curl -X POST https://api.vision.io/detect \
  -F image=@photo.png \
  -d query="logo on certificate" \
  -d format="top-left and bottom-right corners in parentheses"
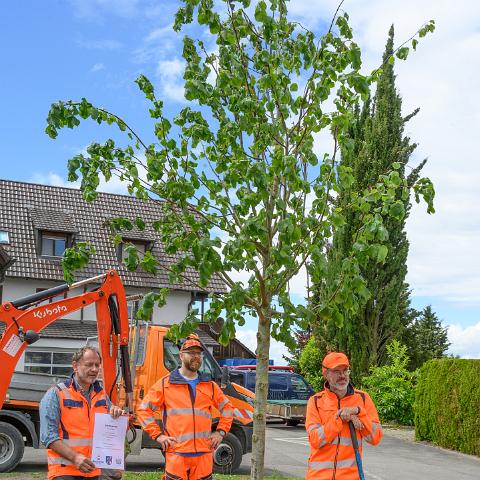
top-left (106, 456), bottom-right (113, 465)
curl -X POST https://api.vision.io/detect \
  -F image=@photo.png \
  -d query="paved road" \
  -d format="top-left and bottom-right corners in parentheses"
top-left (14, 423), bottom-right (480, 479)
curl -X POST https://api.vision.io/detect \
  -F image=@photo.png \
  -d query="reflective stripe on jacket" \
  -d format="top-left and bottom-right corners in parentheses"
top-left (46, 378), bottom-right (108, 479)
top-left (136, 369), bottom-right (234, 453)
top-left (305, 384), bottom-right (382, 480)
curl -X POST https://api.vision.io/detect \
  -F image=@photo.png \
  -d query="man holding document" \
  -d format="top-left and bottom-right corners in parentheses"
top-left (137, 334), bottom-right (234, 480)
top-left (40, 346), bottom-right (127, 479)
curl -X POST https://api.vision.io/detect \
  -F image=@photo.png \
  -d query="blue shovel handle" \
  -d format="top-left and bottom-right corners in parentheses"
top-left (349, 421), bottom-right (365, 480)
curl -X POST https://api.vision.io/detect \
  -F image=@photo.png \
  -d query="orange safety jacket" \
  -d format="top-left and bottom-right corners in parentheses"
top-left (305, 383), bottom-right (382, 480)
top-left (47, 378), bottom-right (109, 479)
top-left (136, 369), bottom-right (234, 454)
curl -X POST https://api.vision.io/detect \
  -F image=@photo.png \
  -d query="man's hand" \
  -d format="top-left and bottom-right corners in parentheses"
top-left (109, 405), bottom-right (125, 419)
top-left (156, 434), bottom-right (178, 450)
top-left (209, 431), bottom-right (224, 450)
top-left (350, 414), bottom-right (364, 431)
top-left (336, 406), bottom-right (360, 422)
top-left (73, 453), bottom-right (96, 473)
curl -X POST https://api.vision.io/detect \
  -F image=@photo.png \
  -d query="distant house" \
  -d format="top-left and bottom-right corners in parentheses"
top-left (198, 318), bottom-right (256, 362)
top-left (0, 179), bottom-right (232, 374)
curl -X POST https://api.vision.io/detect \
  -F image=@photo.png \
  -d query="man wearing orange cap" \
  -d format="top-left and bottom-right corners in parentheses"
top-left (305, 352), bottom-right (382, 479)
top-left (136, 334), bottom-right (234, 480)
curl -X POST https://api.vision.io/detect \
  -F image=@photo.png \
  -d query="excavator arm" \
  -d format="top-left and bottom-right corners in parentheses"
top-left (0, 270), bottom-right (132, 410)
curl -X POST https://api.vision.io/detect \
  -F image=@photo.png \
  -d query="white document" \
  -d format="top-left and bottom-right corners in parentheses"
top-left (91, 413), bottom-right (128, 470)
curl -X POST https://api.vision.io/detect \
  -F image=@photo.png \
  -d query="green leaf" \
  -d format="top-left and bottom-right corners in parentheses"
top-left (389, 201), bottom-right (405, 221)
top-left (377, 244), bottom-right (388, 263)
top-left (396, 47), bottom-right (410, 61)
top-left (61, 242), bottom-right (96, 285)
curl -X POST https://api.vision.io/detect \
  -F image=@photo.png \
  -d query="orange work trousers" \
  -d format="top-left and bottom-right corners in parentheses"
top-left (164, 452), bottom-right (213, 480)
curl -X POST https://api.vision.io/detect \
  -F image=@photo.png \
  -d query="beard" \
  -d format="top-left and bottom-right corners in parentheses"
top-left (185, 358), bottom-right (202, 373)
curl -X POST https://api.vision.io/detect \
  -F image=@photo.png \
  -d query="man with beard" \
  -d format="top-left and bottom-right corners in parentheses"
top-left (305, 352), bottom-right (382, 480)
top-left (40, 346), bottom-right (125, 480)
top-left (136, 334), bottom-right (234, 480)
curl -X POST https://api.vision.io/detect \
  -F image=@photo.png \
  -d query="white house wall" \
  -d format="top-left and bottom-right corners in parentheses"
top-left (153, 290), bottom-right (191, 325)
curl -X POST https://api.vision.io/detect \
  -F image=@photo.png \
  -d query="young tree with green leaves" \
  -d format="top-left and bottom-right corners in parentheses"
top-left (361, 340), bottom-right (418, 425)
top-left (310, 26), bottom-right (432, 380)
top-left (46, 2), bottom-right (434, 477)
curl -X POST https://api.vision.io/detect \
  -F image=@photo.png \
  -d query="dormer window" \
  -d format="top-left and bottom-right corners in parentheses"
top-left (40, 232), bottom-right (69, 257)
top-left (118, 239), bottom-right (152, 262)
top-left (0, 231), bottom-right (9, 244)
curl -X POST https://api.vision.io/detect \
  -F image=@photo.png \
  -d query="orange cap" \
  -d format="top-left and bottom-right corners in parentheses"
top-left (180, 334), bottom-right (204, 352)
top-left (322, 352), bottom-right (350, 373)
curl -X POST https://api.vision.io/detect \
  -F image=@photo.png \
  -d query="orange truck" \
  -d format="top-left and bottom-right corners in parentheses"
top-left (0, 270), bottom-right (253, 473)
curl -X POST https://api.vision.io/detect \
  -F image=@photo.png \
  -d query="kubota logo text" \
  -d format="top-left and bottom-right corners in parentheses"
top-left (33, 305), bottom-right (68, 319)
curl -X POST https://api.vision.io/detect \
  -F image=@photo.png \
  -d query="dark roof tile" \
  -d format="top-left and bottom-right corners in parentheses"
top-left (0, 179), bottom-right (226, 293)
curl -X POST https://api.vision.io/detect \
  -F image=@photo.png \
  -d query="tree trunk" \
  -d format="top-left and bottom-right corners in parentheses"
top-left (250, 312), bottom-right (271, 480)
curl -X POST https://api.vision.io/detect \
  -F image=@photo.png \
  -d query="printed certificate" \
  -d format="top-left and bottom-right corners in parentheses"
top-left (91, 413), bottom-right (128, 470)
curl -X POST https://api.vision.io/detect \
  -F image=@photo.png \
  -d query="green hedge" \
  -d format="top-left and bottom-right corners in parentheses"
top-left (415, 358), bottom-right (480, 456)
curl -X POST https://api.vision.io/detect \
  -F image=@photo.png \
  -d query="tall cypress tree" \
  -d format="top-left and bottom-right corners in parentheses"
top-left (311, 26), bottom-right (425, 379)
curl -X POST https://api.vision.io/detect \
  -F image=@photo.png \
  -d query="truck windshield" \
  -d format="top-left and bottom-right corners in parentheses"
top-left (290, 374), bottom-right (311, 394)
top-left (163, 339), bottom-right (221, 380)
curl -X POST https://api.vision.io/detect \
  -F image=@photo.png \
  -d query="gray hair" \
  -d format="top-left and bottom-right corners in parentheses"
top-left (72, 346), bottom-right (102, 363)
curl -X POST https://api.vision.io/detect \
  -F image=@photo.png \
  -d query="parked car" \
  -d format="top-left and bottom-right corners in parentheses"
top-left (228, 366), bottom-right (315, 426)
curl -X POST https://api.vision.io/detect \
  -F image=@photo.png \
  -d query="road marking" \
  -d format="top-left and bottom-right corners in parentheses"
top-left (273, 437), bottom-right (310, 446)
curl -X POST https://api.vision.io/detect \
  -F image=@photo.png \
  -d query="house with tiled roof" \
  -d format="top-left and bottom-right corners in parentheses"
top-left (0, 179), bottom-right (226, 375)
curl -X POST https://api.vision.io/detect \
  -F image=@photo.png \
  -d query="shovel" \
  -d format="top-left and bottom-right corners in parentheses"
top-left (349, 421), bottom-right (365, 480)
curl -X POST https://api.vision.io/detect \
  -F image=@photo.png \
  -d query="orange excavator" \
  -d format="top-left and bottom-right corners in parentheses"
top-left (0, 270), bottom-right (254, 473)
top-left (0, 270), bottom-right (132, 411)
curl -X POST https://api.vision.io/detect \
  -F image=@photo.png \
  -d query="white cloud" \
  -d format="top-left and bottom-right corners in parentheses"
top-left (156, 58), bottom-right (186, 103)
top-left (447, 322), bottom-right (480, 359)
top-left (29, 171), bottom-right (129, 196)
top-left (90, 63), bottom-right (105, 72)
top-left (235, 329), bottom-right (289, 366)
top-left (145, 25), bottom-right (174, 43)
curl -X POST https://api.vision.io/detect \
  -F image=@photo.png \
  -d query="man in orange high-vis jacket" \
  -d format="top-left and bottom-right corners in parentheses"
top-left (136, 334), bottom-right (234, 480)
top-left (39, 346), bottom-right (126, 480)
top-left (305, 352), bottom-right (382, 480)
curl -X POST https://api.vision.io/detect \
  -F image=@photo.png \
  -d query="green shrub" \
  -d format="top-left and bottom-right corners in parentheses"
top-left (415, 358), bottom-right (480, 456)
top-left (299, 336), bottom-right (324, 391)
top-left (361, 341), bottom-right (417, 425)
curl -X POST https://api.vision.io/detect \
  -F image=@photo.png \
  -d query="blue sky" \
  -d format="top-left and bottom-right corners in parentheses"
top-left (2, 0), bottom-right (479, 363)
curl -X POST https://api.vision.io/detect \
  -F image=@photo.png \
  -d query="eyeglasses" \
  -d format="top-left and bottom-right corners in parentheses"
top-left (328, 368), bottom-right (351, 376)
top-left (183, 351), bottom-right (204, 358)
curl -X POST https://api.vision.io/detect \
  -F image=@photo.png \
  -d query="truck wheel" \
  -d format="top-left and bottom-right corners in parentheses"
top-left (213, 433), bottom-right (242, 474)
top-left (285, 419), bottom-right (300, 427)
top-left (0, 422), bottom-right (24, 473)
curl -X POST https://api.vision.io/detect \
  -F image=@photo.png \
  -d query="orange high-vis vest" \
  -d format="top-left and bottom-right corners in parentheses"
top-left (46, 378), bottom-right (109, 479)
top-left (305, 384), bottom-right (382, 480)
top-left (136, 370), bottom-right (234, 454)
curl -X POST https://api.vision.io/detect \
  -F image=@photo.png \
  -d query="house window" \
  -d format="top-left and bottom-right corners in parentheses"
top-left (0, 231), bottom-right (9, 244)
top-left (41, 233), bottom-right (68, 257)
top-left (24, 350), bottom-right (73, 376)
